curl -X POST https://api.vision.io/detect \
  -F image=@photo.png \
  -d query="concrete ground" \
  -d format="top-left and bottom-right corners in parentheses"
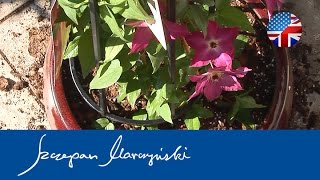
top-left (287, 0), bottom-right (320, 129)
top-left (0, 0), bottom-right (50, 130)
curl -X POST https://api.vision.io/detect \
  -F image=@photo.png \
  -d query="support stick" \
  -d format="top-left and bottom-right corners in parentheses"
top-left (89, 0), bottom-right (106, 116)
top-left (167, 0), bottom-right (176, 117)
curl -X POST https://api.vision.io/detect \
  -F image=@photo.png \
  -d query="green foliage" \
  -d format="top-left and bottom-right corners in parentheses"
top-left (234, 34), bottom-right (249, 58)
top-left (95, 118), bottom-right (115, 130)
top-left (214, 6), bottom-right (254, 33)
top-left (90, 60), bottom-right (123, 89)
top-left (57, 0), bottom-right (262, 130)
top-left (63, 36), bottom-right (80, 59)
top-left (215, 0), bottom-right (231, 9)
top-left (104, 34), bottom-right (126, 62)
top-left (188, 4), bottom-right (208, 32)
top-left (146, 42), bottom-right (167, 74)
top-left (100, 4), bottom-right (126, 41)
top-left (78, 29), bottom-right (96, 77)
top-left (185, 104), bottom-right (213, 130)
top-left (228, 94), bottom-right (266, 128)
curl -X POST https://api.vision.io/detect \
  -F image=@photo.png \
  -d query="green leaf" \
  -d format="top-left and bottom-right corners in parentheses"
top-left (119, 0), bottom-right (152, 21)
top-left (188, 4), bottom-right (208, 32)
top-left (127, 88), bottom-right (141, 108)
top-left (54, 5), bottom-right (74, 24)
top-left (176, 0), bottom-right (189, 18)
top-left (234, 34), bottom-right (249, 58)
top-left (158, 103), bottom-right (172, 124)
top-left (232, 60), bottom-right (241, 69)
top-left (78, 29), bottom-right (95, 77)
top-left (146, 93), bottom-right (164, 119)
top-left (58, 0), bottom-right (88, 24)
top-left (228, 95), bottom-right (266, 123)
top-left (58, 4), bottom-right (77, 24)
top-left (215, 0), bottom-right (231, 10)
top-left (147, 52), bottom-right (163, 74)
top-left (236, 109), bottom-right (254, 128)
top-left (133, 110), bottom-right (148, 120)
top-left (107, 0), bottom-right (127, 14)
top-left (187, 104), bottom-right (213, 119)
top-left (196, 106), bottom-right (213, 119)
top-left (90, 59), bottom-right (123, 90)
top-left (105, 123), bottom-right (115, 130)
top-left (63, 36), bottom-right (80, 59)
top-left (58, 0), bottom-right (88, 9)
top-left (76, 6), bottom-right (90, 33)
top-left (160, 84), bottom-right (174, 101)
top-left (195, 0), bottom-right (215, 6)
top-left (105, 34), bottom-right (125, 62)
top-left (100, 5), bottom-right (126, 41)
top-left (236, 96), bottom-right (266, 109)
top-left (117, 82), bottom-right (127, 102)
top-left (117, 71), bottom-right (143, 106)
top-left (228, 99), bottom-right (240, 123)
top-left (185, 117), bottom-right (200, 130)
top-left (95, 118), bottom-right (110, 128)
top-left (215, 6), bottom-right (254, 33)
top-left (146, 42), bottom-right (167, 74)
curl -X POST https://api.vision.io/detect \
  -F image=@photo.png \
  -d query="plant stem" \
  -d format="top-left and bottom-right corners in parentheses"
top-left (210, 62), bottom-right (214, 69)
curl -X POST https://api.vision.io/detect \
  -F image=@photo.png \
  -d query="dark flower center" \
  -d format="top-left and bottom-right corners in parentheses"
top-left (208, 71), bottom-right (222, 82)
top-left (209, 41), bottom-right (218, 48)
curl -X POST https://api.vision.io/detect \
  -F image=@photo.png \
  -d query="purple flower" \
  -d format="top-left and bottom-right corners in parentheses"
top-left (189, 53), bottom-right (251, 101)
top-left (186, 21), bottom-right (239, 67)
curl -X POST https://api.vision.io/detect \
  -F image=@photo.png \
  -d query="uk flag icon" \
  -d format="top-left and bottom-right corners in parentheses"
top-left (267, 12), bottom-right (303, 47)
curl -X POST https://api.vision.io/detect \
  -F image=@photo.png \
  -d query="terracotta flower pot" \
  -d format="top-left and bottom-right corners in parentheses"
top-left (44, 0), bottom-right (293, 130)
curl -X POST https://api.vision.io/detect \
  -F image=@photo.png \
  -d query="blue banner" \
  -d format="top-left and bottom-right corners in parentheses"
top-left (1, 131), bottom-right (320, 179)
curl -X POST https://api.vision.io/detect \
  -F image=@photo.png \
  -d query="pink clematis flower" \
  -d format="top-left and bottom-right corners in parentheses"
top-left (186, 21), bottom-right (239, 67)
top-left (189, 53), bottom-right (251, 101)
top-left (127, 20), bottom-right (189, 54)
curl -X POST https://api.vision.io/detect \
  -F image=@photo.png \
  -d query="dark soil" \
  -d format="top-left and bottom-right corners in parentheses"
top-left (61, 60), bottom-right (99, 129)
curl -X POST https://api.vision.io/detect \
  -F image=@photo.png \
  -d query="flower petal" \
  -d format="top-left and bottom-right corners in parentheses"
top-left (190, 47), bottom-right (219, 67)
top-left (165, 20), bottom-right (190, 40)
top-left (191, 47), bottom-right (227, 67)
top-left (203, 81), bottom-right (222, 101)
top-left (232, 67), bottom-right (252, 78)
top-left (189, 79), bottom-right (207, 100)
top-left (189, 74), bottom-right (205, 82)
top-left (216, 27), bottom-right (239, 44)
top-left (130, 27), bottom-right (154, 53)
top-left (206, 21), bottom-right (219, 40)
top-left (220, 75), bottom-right (243, 91)
top-left (186, 32), bottom-right (208, 50)
top-left (213, 53), bottom-right (233, 70)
